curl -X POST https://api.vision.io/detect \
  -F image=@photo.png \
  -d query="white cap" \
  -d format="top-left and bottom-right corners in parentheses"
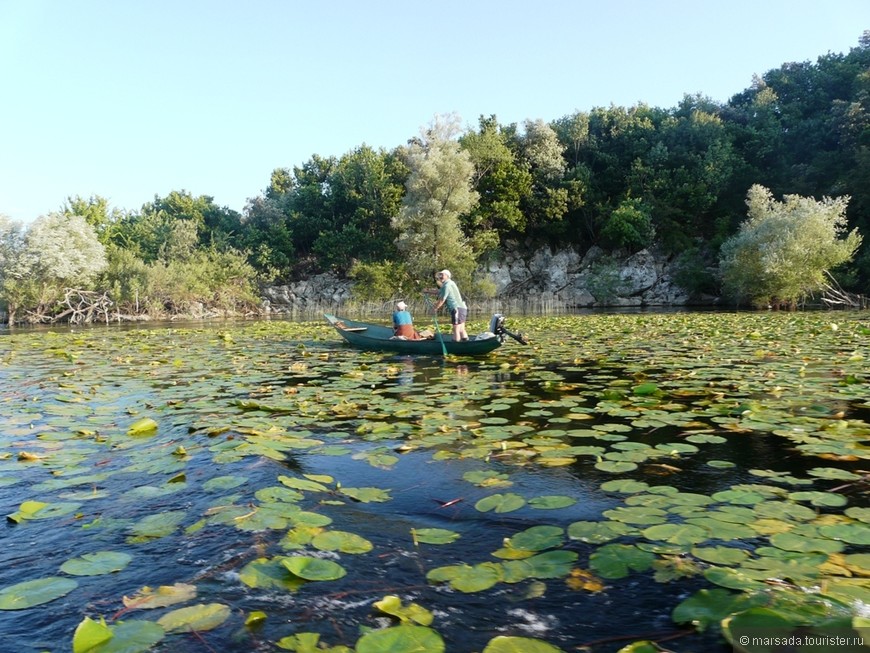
top-left (438, 269), bottom-right (451, 280)
top-left (396, 301), bottom-right (407, 310)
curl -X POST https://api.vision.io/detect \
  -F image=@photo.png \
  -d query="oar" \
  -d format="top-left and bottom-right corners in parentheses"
top-left (420, 290), bottom-right (448, 357)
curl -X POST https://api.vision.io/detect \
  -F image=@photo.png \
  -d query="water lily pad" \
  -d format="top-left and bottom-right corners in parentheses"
top-left (157, 603), bottom-right (231, 633)
top-left (282, 556), bottom-right (347, 581)
top-left (506, 525), bottom-right (564, 551)
top-left (0, 576), bottom-right (78, 610)
top-left (769, 531), bottom-right (844, 554)
top-left (594, 460), bottom-right (638, 473)
top-left (411, 528), bottom-right (460, 545)
top-left (122, 583), bottom-right (197, 610)
top-left (641, 523), bottom-right (709, 546)
top-left (567, 520), bottom-right (633, 543)
top-left (500, 551), bottom-right (578, 582)
top-left (589, 544), bottom-right (655, 579)
top-left (475, 493), bottom-right (526, 513)
top-left (373, 595), bottom-right (433, 626)
top-left (691, 546), bottom-right (750, 566)
top-left (355, 625), bottom-right (444, 653)
top-left (818, 523), bottom-right (870, 545)
top-left (482, 635), bottom-right (565, 652)
top-left (528, 495), bottom-right (577, 509)
top-left (788, 491), bottom-right (848, 508)
top-left (427, 562), bottom-right (503, 592)
top-left (60, 551), bottom-right (132, 576)
top-left (312, 530), bottom-right (373, 554)
top-left (72, 617), bottom-right (164, 653)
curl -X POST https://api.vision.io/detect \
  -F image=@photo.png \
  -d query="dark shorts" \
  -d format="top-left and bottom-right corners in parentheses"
top-left (450, 307), bottom-right (467, 325)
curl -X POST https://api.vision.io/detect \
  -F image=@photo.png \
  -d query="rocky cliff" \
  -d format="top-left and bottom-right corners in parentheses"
top-left (262, 245), bottom-right (718, 314)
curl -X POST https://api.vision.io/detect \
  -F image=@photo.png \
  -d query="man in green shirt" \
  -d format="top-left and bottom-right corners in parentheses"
top-left (432, 269), bottom-right (468, 342)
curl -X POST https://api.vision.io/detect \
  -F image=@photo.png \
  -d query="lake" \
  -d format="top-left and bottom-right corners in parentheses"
top-left (0, 311), bottom-right (868, 653)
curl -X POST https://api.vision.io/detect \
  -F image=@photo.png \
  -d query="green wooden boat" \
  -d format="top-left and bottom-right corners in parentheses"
top-left (324, 313), bottom-right (527, 356)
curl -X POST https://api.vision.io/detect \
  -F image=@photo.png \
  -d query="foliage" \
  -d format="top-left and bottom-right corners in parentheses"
top-left (599, 198), bottom-right (655, 252)
top-left (672, 247), bottom-right (718, 299)
top-left (0, 213), bottom-right (107, 323)
top-left (460, 115), bottom-right (533, 253)
top-left (719, 185), bottom-right (861, 307)
top-left (348, 260), bottom-right (411, 301)
top-left (392, 114), bottom-right (479, 282)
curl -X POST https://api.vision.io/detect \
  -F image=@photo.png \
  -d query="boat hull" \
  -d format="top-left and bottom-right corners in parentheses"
top-left (324, 314), bottom-right (503, 356)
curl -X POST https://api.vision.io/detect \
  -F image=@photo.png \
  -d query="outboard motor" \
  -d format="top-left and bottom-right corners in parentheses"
top-left (489, 313), bottom-right (528, 345)
top-left (489, 313), bottom-right (506, 338)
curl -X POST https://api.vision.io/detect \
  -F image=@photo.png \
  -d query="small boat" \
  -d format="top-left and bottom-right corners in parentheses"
top-left (324, 313), bottom-right (527, 356)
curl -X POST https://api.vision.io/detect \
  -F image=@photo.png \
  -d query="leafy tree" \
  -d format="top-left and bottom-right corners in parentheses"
top-left (0, 215), bottom-right (30, 323)
top-left (460, 115), bottom-right (533, 255)
top-left (392, 114), bottom-right (479, 284)
top-left (599, 198), bottom-right (655, 252)
top-left (719, 185), bottom-right (862, 307)
top-left (61, 195), bottom-right (126, 246)
top-left (348, 260), bottom-right (410, 301)
top-left (241, 196), bottom-right (295, 282)
top-left (517, 118), bottom-right (573, 233)
top-left (0, 213), bottom-right (107, 323)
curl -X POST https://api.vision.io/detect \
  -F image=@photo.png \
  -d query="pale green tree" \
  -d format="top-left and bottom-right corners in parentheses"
top-left (392, 114), bottom-right (479, 284)
top-left (719, 185), bottom-right (862, 307)
top-left (0, 215), bottom-right (31, 323)
top-left (0, 213), bottom-right (107, 323)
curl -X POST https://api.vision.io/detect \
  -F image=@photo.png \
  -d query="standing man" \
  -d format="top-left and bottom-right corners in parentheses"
top-left (432, 269), bottom-right (468, 341)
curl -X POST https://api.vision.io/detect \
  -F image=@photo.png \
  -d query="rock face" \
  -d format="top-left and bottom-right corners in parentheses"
top-left (261, 273), bottom-right (353, 314)
top-left (262, 246), bottom-right (714, 313)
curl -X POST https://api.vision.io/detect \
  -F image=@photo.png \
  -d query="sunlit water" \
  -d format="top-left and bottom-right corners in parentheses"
top-left (0, 312), bottom-right (867, 652)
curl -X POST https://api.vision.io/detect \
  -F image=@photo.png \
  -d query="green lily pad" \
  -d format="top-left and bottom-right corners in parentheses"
top-left (72, 617), bottom-right (164, 653)
top-left (311, 530), bottom-right (373, 554)
top-left (818, 523), bottom-right (870, 545)
top-left (475, 493), bottom-right (526, 513)
top-left (527, 495), bottom-right (577, 509)
top-left (482, 635), bottom-right (565, 652)
top-left (411, 528), bottom-right (460, 545)
top-left (0, 577), bottom-right (78, 610)
top-left (373, 595), bottom-right (434, 626)
top-left (690, 546), bottom-right (749, 566)
top-left (787, 491), bottom-right (848, 507)
top-left (567, 520), bottom-right (634, 543)
top-left (506, 526), bottom-right (564, 551)
top-left (157, 603), bottom-right (231, 633)
top-left (282, 556), bottom-right (347, 581)
top-left (641, 523), bottom-right (709, 546)
top-left (589, 544), bottom-right (655, 579)
top-left (426, 562), bottom-right (503, 593)
top-left (60, 551), bottom-right (132, 576)
top-left (355, 625), bottom-right (444, 653)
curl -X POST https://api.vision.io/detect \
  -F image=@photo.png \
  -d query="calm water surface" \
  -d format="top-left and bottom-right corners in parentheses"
top-left (0, 312), bottom-right (867, 652)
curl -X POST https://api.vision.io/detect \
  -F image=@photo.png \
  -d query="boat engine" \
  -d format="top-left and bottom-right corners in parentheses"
top-left (489, 314), bottom-right (528, 345)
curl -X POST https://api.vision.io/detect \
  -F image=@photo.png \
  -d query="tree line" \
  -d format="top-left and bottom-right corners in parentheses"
top-left (1, 34), bottom-right (868, 324)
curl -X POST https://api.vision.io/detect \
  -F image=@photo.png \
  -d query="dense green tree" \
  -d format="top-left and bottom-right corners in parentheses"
top-left (599, 197), bottom-right (655, 252)
top-left (392, 114), bottom-right (479, 285)
top-left (460, 115), bottom-right (533, 254)
top-left (61, 195), bottom-right (126, 246)
top-left (241, 196), bottom-right (295, 281)
top-left (517, 118), bottom-right (575, 234)
top-left (719, 185), bottom-right (861, 307)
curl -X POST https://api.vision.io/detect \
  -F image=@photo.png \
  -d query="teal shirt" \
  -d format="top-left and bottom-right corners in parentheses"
top-left (437, 279), bottom-right (466, 310)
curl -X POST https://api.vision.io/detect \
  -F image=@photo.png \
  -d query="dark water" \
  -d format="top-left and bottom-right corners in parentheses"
top-left (0, 313), bottom-right (867, 652)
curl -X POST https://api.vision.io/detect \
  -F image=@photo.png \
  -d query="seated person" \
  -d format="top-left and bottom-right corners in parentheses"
top-left (392, 301), bottom-right (422, 339)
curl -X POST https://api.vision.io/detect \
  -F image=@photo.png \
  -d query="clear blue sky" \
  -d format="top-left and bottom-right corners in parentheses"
top-left (1, 0), bottom-right (866, 223)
